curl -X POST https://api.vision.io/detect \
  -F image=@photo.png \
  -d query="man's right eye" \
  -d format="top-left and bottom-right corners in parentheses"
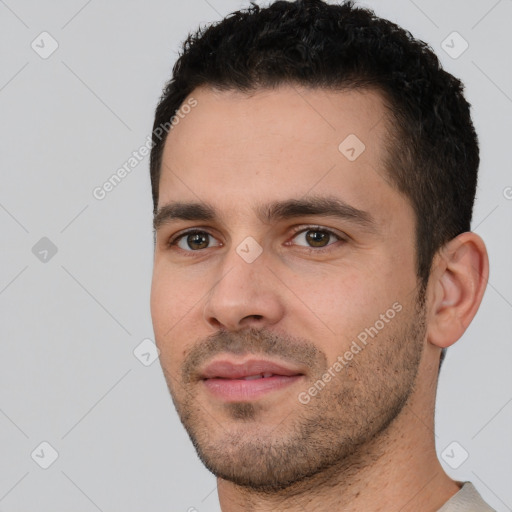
top-left (168, 230), bottom-right (222, 252)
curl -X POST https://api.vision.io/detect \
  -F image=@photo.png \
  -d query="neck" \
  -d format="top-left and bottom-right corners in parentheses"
top-left (217, 381), bottom-right (459, 511)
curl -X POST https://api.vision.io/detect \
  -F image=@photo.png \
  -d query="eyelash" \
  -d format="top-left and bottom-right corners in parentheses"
top-left (166, 225), bottom-right (346, 255)
top-left (286, 226), bottom-right (346, 252)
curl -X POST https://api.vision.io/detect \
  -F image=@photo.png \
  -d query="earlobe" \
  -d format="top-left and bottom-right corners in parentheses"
top-left (427, 232), bottom-right (489, 349)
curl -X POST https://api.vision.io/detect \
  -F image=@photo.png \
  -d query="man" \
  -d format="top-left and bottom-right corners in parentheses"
top-left (149, 1), bottom-right (493, 510)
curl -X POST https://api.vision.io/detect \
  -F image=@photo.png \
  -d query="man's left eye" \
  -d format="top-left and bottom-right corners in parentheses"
top-left (290, 228), bottom-right (342, 249)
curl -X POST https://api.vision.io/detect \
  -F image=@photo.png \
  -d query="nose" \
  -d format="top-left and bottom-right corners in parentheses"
top-left (202, 245), bottom-right (286, 332)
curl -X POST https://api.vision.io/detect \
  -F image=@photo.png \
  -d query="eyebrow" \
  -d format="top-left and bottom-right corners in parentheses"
top-left (154, 202), bottom-right (215, 231)
top-left (153, 196), bottom-right (378, 233)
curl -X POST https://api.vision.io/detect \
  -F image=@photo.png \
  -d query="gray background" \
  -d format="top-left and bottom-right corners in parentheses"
top-left (1, 0), bottom-right (511, 510)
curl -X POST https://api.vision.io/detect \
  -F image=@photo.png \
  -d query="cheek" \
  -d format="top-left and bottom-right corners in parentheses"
top-left (150, 267), bottom-right (201, 362)
top-left (151, 262), bottom-right (199, 320)
top-left (290, 262), bottom-right (404, 356)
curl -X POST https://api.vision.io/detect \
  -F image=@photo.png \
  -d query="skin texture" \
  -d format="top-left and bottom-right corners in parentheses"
top-left (150, 85), bottom-right (489, 511)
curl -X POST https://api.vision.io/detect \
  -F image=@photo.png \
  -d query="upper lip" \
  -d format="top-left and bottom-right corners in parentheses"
top-left (200, 358), bottom-right (304, 379)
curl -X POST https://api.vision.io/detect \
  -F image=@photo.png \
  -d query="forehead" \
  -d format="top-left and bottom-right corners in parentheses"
top-left (157, 85), bottom-right (408, 230)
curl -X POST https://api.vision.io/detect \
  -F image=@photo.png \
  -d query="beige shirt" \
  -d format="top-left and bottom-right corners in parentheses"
top-left (438, 482), bottom-right (496, 511)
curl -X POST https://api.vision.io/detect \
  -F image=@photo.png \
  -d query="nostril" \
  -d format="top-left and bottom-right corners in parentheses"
top-left (240, 314), bottom-right (264, 324)
top-left (208, 318), bottom-right (223, 329)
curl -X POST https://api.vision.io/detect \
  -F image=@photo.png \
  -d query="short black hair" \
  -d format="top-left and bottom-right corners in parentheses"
top-left (150, 0), bottom-right (479, 297)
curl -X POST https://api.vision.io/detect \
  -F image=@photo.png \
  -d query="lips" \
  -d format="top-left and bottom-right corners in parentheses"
top-left (200, 358), bottom-right (305, 402)
top-left (200, 359), bottom-right (303, 380)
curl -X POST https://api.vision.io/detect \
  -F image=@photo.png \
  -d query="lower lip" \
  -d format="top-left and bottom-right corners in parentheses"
top-left (203, 375), bottom-right (303, 402)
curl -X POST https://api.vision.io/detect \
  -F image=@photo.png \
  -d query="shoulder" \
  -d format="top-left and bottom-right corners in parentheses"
top-left (437, 482), bottom-right (496, 512)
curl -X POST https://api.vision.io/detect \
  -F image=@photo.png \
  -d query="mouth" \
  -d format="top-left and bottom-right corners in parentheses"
top-left (199, 358), bottom-right (305, 402)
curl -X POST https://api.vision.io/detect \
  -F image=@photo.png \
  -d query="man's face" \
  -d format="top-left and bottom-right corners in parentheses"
top-left (151, 85), bottom-right (427, 490)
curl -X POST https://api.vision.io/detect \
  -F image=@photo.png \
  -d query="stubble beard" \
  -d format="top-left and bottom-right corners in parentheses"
top-left (161, 289), bottom-right (427, 493)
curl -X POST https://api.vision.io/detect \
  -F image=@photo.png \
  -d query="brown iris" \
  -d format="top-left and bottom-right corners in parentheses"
top-left (305, 229), bottom-right (331, 247)
top-left (187, 232), bottom-right (209, 250)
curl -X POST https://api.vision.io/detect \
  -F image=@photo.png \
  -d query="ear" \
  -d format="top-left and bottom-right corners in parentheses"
top-left (426, 231), bottom-right (489, 349)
